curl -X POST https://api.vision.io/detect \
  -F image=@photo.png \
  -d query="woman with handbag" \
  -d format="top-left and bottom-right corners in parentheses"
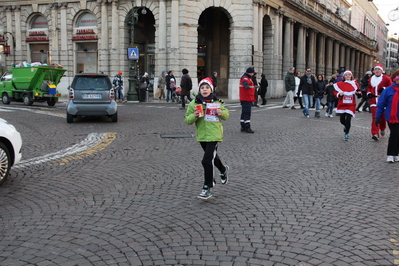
top-left (139, 72), bottom-right (149, 102)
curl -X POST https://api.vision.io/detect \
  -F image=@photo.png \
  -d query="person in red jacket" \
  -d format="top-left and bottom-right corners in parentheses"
top-left (239, 67), bottom-right (256, 133)
top-left (333, 70), bottom-right (361, 141)
top-left (367, 64), bottom-right (392, 140)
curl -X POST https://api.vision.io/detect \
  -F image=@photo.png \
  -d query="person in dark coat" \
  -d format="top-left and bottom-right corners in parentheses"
top-left (259, 74), bottom-right (268, 105)
top-left (179, 68), bottom-right (193, 110)
top-left (298, 68), bottom-right (317, 118)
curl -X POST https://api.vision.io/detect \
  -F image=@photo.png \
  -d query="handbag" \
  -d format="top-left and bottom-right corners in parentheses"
top-left (139, 82), bottom-right (147, 89)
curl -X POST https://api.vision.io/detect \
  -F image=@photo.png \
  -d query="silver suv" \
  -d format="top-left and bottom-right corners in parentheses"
top-left (66, 74), bottom-right (118, 123)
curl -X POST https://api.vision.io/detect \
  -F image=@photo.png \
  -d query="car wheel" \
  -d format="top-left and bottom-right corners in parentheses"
top-left (47, 99), bottom-right (56, 106)
top-left (2, 93), bottom-right (10, 105)
top-left (111, 112), bottom-right (118, 122)
top-left (23, 94), bottom-right (33, 106)
top-left (67, 112), bottom-right (74, 123)
top-left (0, 142), bottom-right (11, 185)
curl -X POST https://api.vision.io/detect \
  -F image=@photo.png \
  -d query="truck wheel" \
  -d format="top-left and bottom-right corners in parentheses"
top-left (47, 99), bottom-right (56, 107)
top-left (111, 112), bottom-right (118, 122)
top-left (2, 93), bottom-right (10, 105)
top-left (66, 113), bottom-right (74, 123)
top-left (23, 95), bottom-right (33, 106)
top-left (0, 142), bottom-right (11, 185)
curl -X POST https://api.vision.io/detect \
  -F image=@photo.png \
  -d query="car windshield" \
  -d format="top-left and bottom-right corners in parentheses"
top-left (73, 77), bottom-right (110, 90)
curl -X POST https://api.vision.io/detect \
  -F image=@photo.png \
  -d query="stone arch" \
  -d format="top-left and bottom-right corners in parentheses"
top-left (198, 7), bottom-right (231, 96)
top-left (262, 15), bottom-right (273, 94)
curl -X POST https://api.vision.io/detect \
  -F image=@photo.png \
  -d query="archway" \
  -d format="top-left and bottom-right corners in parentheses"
top-left (197, 7), bottom-right (230, 96)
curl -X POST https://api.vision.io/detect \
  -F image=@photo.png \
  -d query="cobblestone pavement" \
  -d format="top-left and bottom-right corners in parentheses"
top-left (0, 97), bottom-right (398, 266)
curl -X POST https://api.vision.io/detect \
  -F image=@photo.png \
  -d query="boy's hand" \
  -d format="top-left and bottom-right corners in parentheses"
top-left (216, 109), bottom-right (222, 116)
top-left (194, 109), bottom-right (200, 118)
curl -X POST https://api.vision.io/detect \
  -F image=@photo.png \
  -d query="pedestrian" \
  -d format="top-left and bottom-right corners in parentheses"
top-left (211, 71), bottom-right (218, 95)
top-left (138, 72), bottom-right (149, 102)
top-left (324, 80), bottom-right (335, 117)
top-left (314, 74), bottom-right (327, 117)
top-left (239, 67), bottom-right (256, 133)
top-left (112, 71), bottom-right (127, 103)
top-left (252, 72), bottom-right (260, 107)
top-left (179, 68), bottom-right (193, 110)
top-left (259, 73), bottom-right (268, 105)
top-left (184, 77), bottom-right (230, 199)
top-left (282, 67), bottom-right (296, 109)
top-left (294, 71), bottom-right (303, 108)
top-left (367, 65), bottom-right (392, 141)
top-left (165, 70), bottom-right (176, 102)
top-left (375, 69), bottom-right (399, 163)
top-left (298, 68), bottom-right (317, 118)
top-left (356, 71), bottom-right (372, 112)
top-left (333, 69), bottom-right (361, 141)
top-left (156, 71), bottom-right (166, 100)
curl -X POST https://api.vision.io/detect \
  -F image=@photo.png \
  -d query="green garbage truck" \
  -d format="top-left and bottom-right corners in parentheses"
top-left (0, 65), bottom-right (67, 106)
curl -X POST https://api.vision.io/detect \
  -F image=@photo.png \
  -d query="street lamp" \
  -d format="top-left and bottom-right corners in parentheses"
top-left (126, 6), bottom-right (147, 101)
top-left (127, 9), bottom-right (139, 101)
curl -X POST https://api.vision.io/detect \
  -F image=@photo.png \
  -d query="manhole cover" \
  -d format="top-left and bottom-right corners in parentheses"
top-left (160, 133), bottom-right (194, 138)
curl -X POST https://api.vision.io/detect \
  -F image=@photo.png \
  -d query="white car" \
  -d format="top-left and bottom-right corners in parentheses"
top-left (0, 118), bottom-right (22, 185)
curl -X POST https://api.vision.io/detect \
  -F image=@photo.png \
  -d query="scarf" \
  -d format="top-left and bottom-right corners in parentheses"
top-left (306, 74), bottom-right (312, 84)
top-left (197, 93), bottom-right (214, 104)
top-left (389, 83), bottom-right (399, 124)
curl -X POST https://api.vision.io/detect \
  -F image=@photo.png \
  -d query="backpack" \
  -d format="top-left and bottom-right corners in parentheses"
top-left (186, 77), bottom-right (192, 91)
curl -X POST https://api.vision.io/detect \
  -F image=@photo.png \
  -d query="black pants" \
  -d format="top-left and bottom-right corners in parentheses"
top-left (240, 101), bottom-right (252, 129)
top-left (200, 142), bottom-right (226, 188)
top-left (294, 96), bottom-right (303, 108)
top-left (340, 113), bottom-right (352, 134)
top-left (139, 88), bottom-right (146, 102)
top-left (387, 123), bottom-right (399, 156)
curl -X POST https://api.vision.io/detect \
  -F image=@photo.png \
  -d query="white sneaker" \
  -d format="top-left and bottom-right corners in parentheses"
top-left (325, 113), bottom-right (328, 117)
top-left (329, 114), bottom-right (334, 118)
top-left (394, 156), bottom-right (399, 162)
top-left (387, 156), bottom-right (395, 163)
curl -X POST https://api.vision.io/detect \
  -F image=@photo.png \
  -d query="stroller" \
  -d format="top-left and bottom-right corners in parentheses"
top-left (175, 86), bottom-right (182, 104)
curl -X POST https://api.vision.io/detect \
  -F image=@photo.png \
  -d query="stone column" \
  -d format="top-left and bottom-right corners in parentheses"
top-left (170, 0), bottom-right (180, 72)
top-left (59, 3), bottom-right (69, 71)
top-left (354, 50), bottom-right (360, 78)
top-left (49, 4), bottom-right (59, 64)
top-left (333, 41), bottom-right (340, 72)
top-left (349, 48), bottom-right (355, 73)
top-left (339, 44), bottom-right (345, 69)
top-left (99, 0), bottom-right (109, 74)
top-left (283, 18), bottom-right (294, 75)
top-left (13, 6), bottom-right (22, 62)
top-left (157, 0), bottom-right (167, 73)
top-left (325, 38), bottom-right (333, 77)
top-left (111, 0), bottom-right (119, 69)
top-left (316, 33), bottom-right (325, 76)
top-left (273, 11), bottom-right (283, 79)
top-left (296, 25), bottom-right (306, 73)
top-left (345, 46), bottom-right (351, 71)
top-left (307, 30), bottom-right (316, 71)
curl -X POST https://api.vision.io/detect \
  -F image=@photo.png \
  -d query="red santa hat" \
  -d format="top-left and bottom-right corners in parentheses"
top-left (374, 64), bottom-right (384, 71)
top-left (198, 77), bottom-right (214, 91)
top-left (343, 70), bottom-right (353, 76)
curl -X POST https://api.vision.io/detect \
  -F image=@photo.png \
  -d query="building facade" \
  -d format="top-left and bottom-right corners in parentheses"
top-left (0, 0), bottom-right (382, 100)
top-left (386, 36), bottom-right (399, 75)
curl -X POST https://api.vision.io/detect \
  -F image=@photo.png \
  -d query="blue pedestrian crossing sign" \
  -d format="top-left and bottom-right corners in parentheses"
top-left (128, 48), bottom-right (139, 60)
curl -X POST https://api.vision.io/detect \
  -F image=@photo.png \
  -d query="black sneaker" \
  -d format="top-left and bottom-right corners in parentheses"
top-left (219, 165), bottom-right (229, 185)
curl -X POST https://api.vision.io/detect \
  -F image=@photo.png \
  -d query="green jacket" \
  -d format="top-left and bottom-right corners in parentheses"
top-left (284, 71), bottom-right (295, 92)
top-left (184, 95), bottom-right (229, 142)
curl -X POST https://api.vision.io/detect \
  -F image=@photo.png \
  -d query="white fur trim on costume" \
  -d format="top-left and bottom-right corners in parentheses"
top-left (336, 109), bottom-right (355, 118)
top-left (370, 75), bottom-right (382, 88)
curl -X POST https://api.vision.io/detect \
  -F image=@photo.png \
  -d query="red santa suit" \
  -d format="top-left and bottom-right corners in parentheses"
top-left (333, 80), bottom-right (359, 117)
top-left (367, 69), bottom-right (391, 137)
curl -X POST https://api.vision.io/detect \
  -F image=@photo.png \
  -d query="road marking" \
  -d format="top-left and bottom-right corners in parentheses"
top-left (15, 133), bottom-right (116, 168)
top-left (0, 106), bottom-right (66, 118)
